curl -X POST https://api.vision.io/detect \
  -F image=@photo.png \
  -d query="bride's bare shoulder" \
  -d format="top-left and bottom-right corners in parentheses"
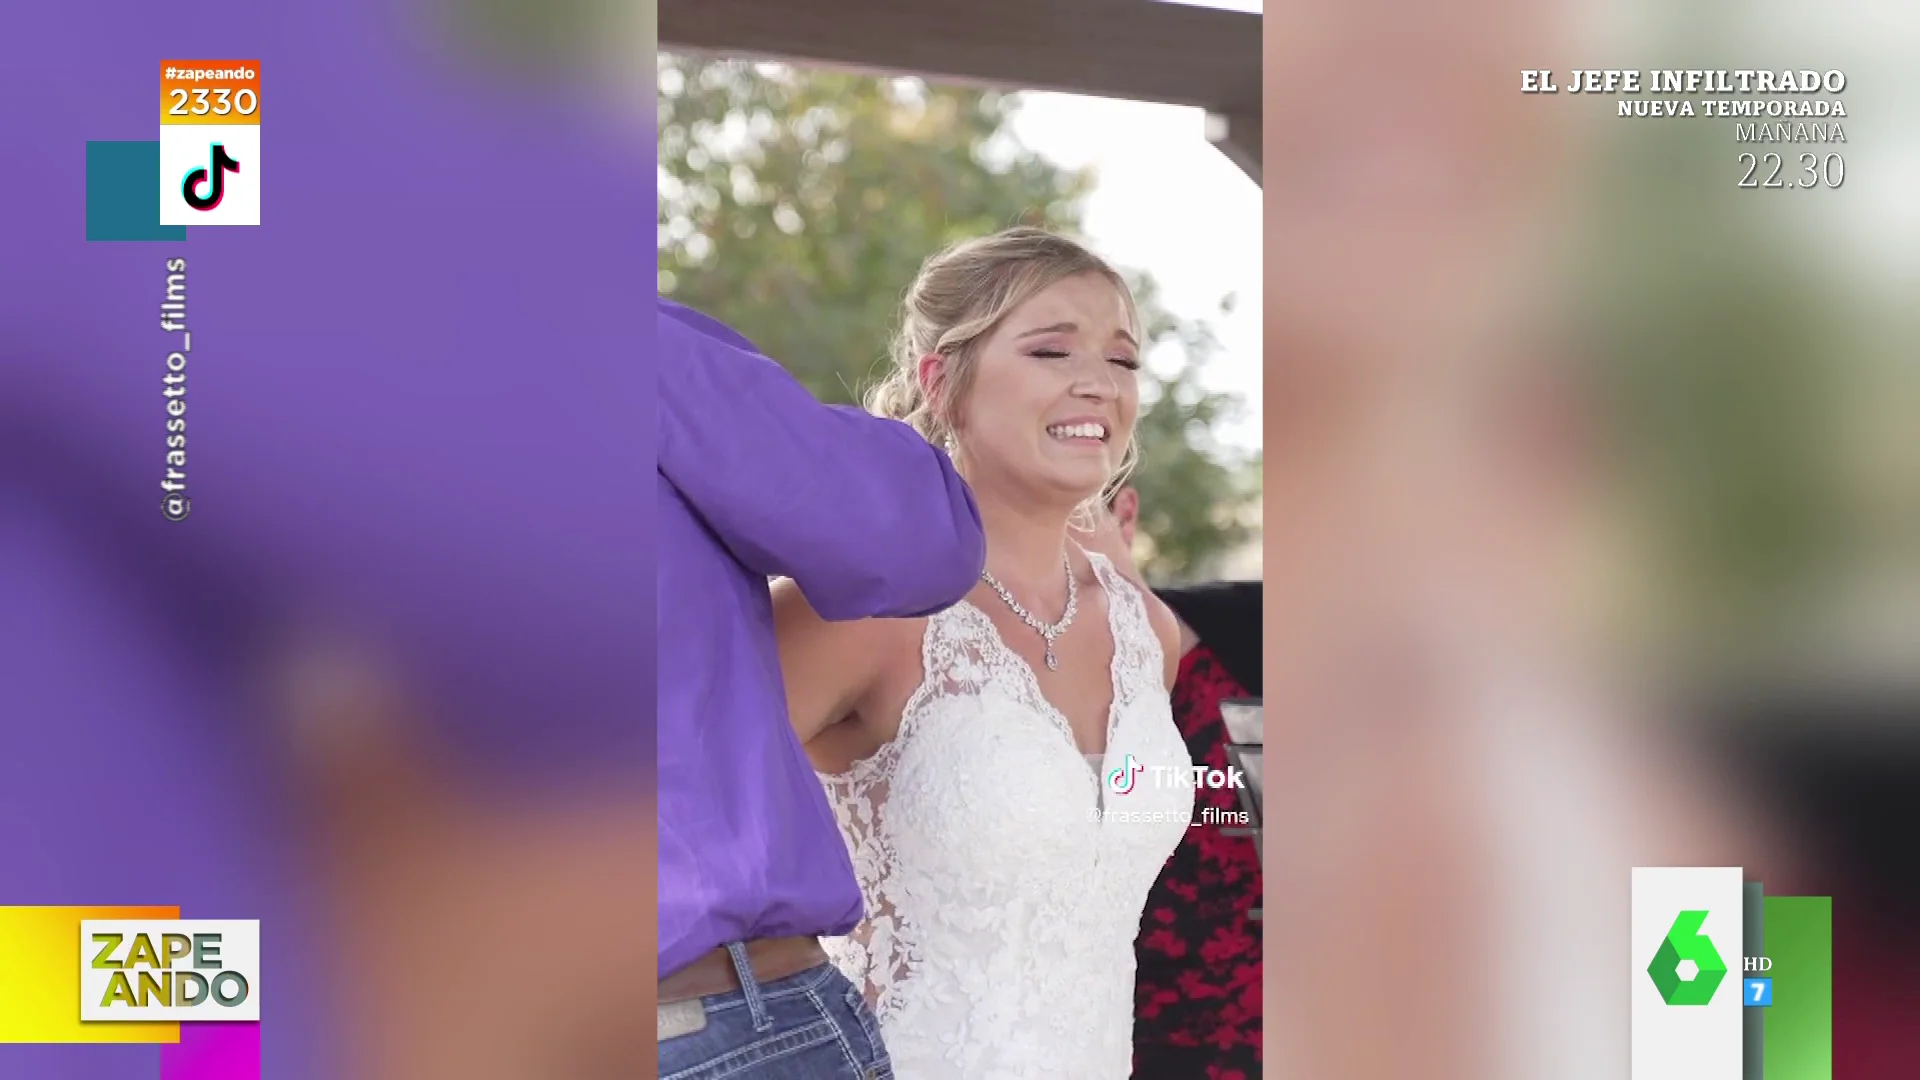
top-left (770, 578), bottom-right (926, 652)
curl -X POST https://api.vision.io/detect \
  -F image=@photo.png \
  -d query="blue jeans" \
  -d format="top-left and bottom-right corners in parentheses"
top-left (658, 946), bottom-right (893, 1080)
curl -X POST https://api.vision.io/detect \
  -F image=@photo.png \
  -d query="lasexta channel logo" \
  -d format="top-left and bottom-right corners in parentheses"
top-left (1646, 909), bottom-right (1728, 1005)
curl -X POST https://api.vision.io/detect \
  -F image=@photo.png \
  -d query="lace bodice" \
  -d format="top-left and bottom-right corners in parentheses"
top-left (820, 553), bottom-right (1193, 1079)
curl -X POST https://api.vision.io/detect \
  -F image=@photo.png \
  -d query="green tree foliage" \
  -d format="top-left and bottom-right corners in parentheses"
top-left (436, 0), bottom-right (645, 81)
top-left (1567, 104), bottom-right (1857, 663)
top-left (658, 54), bottom-right (1255, 581)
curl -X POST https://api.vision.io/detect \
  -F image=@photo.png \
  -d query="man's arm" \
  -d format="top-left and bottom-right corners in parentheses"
top-left (659, 298), bottom-right (985, 621)
top-left (1073, 507), bottom-right (1183, 687)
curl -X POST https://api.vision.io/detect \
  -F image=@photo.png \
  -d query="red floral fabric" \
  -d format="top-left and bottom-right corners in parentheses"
top-left (1131, 643), bottom-right (1262, 1078)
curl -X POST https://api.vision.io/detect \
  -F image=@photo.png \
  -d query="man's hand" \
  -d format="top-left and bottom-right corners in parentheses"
top-left (1074, 488), bottom-right (1190, 681)
top-left (1073, 503), bottom-right (1141, 580)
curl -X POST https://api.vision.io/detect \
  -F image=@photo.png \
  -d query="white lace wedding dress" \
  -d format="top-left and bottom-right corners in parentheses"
top-left (819, 552), bottom-right (1194, 1079)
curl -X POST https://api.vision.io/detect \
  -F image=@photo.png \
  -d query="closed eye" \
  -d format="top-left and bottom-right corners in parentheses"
top-left (1031, 347), bottom-right (1139, 371)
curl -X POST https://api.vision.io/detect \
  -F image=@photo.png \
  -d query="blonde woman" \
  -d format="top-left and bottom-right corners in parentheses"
top-left (773, 229), bottom-right (1192, 1078)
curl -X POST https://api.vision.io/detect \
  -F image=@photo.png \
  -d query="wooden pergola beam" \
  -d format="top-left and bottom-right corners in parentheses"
top-left (1207, 111), bottom-right (1261, 185)
top-left (659, 0), bottom-right (1262, 184)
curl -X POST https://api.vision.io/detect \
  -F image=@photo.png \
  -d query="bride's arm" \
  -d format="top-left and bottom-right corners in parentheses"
top-left (770, 578), bottom-right (901, 752)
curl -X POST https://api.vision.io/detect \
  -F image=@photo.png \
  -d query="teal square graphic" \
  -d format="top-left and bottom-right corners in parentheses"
top-left (86, 141), bottom-right (186, 242)
top-left (1744, 977), bottom-right (1773, 1007)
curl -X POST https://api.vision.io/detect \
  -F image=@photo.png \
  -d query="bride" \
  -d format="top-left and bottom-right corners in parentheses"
top-left (773, 228), bottom-right (1193, 1078)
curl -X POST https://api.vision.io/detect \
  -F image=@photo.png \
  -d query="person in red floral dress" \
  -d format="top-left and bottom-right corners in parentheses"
top-left (1099, 488), bottom-right (1263, 1079)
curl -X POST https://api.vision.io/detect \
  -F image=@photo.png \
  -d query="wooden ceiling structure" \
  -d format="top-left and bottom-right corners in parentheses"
top-left (657, 0), bottom-right (1262, 184)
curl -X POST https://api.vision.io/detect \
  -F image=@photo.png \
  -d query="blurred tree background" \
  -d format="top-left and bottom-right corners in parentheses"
top-left (658, 54), bottom-right (1258, 582)
top-left (435, 0), bottom-right (649, 87)
top-left (1561, 50), bottom-right (1916, 685)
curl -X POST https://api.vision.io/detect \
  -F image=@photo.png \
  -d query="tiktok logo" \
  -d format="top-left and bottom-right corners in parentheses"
top-left (1106, 754), bottom-right (1145, 796)
top-left (182, 144), bottom-right (241, 211)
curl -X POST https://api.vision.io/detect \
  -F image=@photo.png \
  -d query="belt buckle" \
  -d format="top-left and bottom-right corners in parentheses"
top-left (657, 998), bottom-right (708, 1041)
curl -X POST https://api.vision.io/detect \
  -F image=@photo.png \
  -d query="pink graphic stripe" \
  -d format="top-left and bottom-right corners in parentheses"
top-left (159, 1023), bottom-right (259, 1080)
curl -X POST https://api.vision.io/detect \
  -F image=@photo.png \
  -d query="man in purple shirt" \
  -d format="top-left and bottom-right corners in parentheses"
top-left (657, 296), bottom-right (985, 1077)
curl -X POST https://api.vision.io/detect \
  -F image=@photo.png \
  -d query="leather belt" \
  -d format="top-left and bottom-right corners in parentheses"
top-left (658, 936), bottom-right (828, 1004)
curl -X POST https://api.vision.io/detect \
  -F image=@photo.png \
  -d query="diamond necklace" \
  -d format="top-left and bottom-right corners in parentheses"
top-left (979, 553), bottom-right (1077, 671)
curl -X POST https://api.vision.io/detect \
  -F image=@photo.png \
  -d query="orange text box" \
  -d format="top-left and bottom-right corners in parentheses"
top-left (160, 59), bottom-right (261, 125)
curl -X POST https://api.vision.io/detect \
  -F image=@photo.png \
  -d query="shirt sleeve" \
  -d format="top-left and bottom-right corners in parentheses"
top-left (658, 297), bottom-right (986, 620)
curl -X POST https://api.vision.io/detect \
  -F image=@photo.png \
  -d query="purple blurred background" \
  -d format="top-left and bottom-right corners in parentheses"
top-left (2, 1), bottom-right (656, 1075)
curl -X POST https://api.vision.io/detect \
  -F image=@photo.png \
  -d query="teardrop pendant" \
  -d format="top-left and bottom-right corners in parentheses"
top-left (1045, 643), bottom-right (1058, 671)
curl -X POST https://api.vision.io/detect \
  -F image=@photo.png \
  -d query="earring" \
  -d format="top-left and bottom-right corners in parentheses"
top-left (944, 435), bottom-right (958, 456)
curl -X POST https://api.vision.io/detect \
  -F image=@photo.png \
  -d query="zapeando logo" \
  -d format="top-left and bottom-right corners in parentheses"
top-left (182, 143), bottom-right (241, 210)
top-left (1647, 910), bottom-right (1729, 1005)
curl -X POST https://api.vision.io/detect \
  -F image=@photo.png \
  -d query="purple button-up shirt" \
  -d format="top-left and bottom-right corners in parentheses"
top-left (657, 297), bottom-right (985, 979)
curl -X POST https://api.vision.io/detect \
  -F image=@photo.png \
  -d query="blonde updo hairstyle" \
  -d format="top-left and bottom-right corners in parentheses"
top-left (865, 227), bottom-right (1143, 515)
